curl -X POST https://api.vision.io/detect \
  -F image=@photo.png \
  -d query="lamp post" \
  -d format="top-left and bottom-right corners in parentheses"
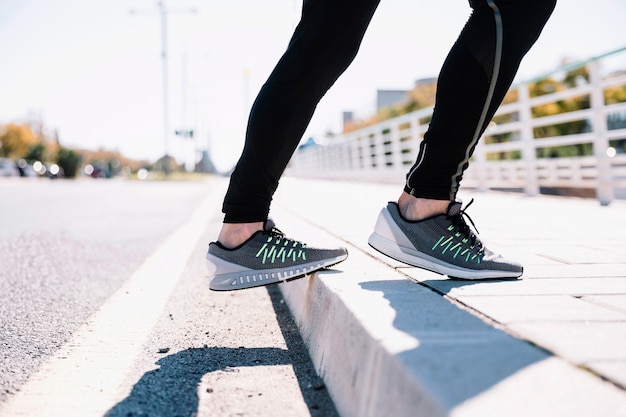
top-left (159, 1), bottom-right (170, 165)
top-left (130, 1), bottom-right (196, 173)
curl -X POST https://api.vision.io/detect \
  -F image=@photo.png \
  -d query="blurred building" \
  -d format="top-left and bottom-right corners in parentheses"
top-left (376, 89), bottom-right (410, 111)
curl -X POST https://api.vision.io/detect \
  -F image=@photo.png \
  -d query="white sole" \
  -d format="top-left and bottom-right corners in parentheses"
top-left (206, 252), bottom-right (348, 291)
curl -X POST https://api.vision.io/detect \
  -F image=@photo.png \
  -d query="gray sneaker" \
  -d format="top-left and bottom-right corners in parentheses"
top-left (207, 219), bottom-right (348, 291)
top-left (368, 200), bottom-right (522, 279)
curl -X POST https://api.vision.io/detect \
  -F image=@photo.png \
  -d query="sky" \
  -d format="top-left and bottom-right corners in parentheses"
top-left (1, 0), bottom-right (626, 172)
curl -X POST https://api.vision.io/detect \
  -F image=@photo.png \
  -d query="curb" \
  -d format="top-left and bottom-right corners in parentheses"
top-left (274, 204), bottom-right (626, 417)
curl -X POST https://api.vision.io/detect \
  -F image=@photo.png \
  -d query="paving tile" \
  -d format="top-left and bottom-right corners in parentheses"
top-left (457, 295), bottom-right (626, 324)
top-left (583, 295), bottom-right (626, 314)
top-left (522, 264), bottom-right (626, 278)
top-left (450, 357), bottom-right (626, 417)
top-left (508, 321), bottom-right (626, 364)
top-left (406, 275), bottom-right (626, 297)
top-left (530, 245), bottom-right (626, 264)
top-left (353, 277), bottom-right (505, 337)
top-left (586, 360), bottom-right (626, 389)
top-left (393, 262), bottom-right (626, 280)
top-left (395, 333), bottom-right (550, 410)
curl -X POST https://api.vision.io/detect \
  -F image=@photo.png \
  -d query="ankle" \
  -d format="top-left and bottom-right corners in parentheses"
top-left (398, 192), bottom-right (449, 221)
top-left (217, 222), bottom-right (264, 249)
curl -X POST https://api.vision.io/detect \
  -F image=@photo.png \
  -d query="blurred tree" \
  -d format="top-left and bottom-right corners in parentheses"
top-left (344, 79), bottom-right (438, 133)
top-left (402, 80), bottom-right (437, 114)
top-left (56, 147), bottom-right (82, 178)
top-left (78, 147), bottom-right (145, 176)
top-left (527, 65), bottom-right (600, 158)
top-left (24, 142), bottom-right (48, 163)
top-left (0, 124), bottom-right (38, 158)
top-left (605, 77), bottom-right (626, 105)
top-left (562, 65), bottom-right (590, 88)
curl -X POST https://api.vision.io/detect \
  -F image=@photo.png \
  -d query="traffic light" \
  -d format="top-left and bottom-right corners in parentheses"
top-left (174, 129), bottom-right (194, 138)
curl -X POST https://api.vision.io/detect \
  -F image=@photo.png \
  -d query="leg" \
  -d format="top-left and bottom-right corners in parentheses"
top-left (404, 0), bottom-right (557, 207)
top-left (370, 0), bottom-right (556, 279)
top-left (218, 0), bottom-right (380, 247)
top-left (223, 0), bottom-right (380, 221)
top-left (207, 0), bottom-right (380, 290)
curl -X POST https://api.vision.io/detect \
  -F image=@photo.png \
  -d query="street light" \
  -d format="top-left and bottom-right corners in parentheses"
top-left (130, 1), bottom-right (197, 173)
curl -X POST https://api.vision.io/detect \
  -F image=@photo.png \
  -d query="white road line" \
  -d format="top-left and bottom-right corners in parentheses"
top-left (0, 180), bottom-right (225, 417)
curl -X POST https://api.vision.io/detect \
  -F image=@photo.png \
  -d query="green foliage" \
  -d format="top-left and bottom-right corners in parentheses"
top-left (1, 120), bottom-right (147, 178)
top-left (605, 84), bottom-right (626, 105)
top-left (562, 66), bottom-right (590, 88)
top-left (529, 72), bottom-right (591, 144)
top-left (56, 147), bottom-right (82, 178)
top-left (488, 64), bottom-right (626, 160)
top-left (529, 73), bottom-right (591, 143)
top-left (24, 142), bottom-right (47, 163)
top-left (344, 79), bottom-right (437, 133)
top-left (535, 143), bottom-right (593, 158)
top-left (486, 150), bottom-right (521, 160)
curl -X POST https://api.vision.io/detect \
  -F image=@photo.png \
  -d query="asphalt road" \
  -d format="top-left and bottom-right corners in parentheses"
top-left (0, 177), bottom-right (337, 416)
top-left (0, 178), bottom-right (212, 401)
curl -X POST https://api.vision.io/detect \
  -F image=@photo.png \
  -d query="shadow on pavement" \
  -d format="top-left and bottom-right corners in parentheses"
top-left (420, 275), bottom-right (520, 296)
top-left (104, 346), bottom-right (289, 417)
top-left (359, 279), bottom-right (549, 409)
top-left (105, 285), bottom-right (338, 417)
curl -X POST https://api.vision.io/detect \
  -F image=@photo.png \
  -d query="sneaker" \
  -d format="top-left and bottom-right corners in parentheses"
top-left (206, 219), bottom-right (348, 291)
top-left (368, 200), bottom-right (522, 279)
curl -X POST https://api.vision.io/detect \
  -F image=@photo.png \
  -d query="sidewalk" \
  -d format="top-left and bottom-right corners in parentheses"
top-left (272, 177), bottom-right (626, 417)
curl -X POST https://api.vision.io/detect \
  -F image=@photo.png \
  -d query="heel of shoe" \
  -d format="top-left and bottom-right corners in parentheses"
top-left (371, 205), bottom-right (413, 248)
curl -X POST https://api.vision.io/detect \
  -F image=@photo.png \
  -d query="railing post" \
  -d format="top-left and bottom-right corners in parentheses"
top-left (372, 129), bottom-right (385, 171)
top-left (390, 123), bottom-right (403, 170)
top-left (351, 135), bottom-right (362, 176)
top-left (518, 82), bottom-right (539, 196)
top-left (410, 116), bottom-right (424, 165)
top-left (589, 59), bottom-right (614, 206)
top-left (472, 140), bottom-right (488, 192)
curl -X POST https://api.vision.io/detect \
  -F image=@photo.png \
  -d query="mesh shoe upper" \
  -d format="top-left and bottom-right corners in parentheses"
top-left (208, 219), bottom-right (347, 270)
top-left (207, 219), bottom-right (348, 291)
top-left (376, 200), bottom-right (522, 277)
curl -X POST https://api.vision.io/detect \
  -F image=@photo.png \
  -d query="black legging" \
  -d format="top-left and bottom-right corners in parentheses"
top-left (223, 0), bottom-right (556, 223)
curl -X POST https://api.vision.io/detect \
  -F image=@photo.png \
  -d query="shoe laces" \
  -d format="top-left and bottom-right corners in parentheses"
top-left (447, 199), bottom-right (483, 251)
top-left (264, 226), bottom-right (306, 249)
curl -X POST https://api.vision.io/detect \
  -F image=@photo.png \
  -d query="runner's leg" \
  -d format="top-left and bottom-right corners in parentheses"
top-left (404, 0), bottom-right (556, 201)
top-left (223, 0), bottom-right (381, 223)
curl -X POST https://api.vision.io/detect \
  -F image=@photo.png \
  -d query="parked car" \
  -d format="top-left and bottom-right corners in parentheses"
top-left (17, 159), bottom-right (37, 177)
top-left (0, 158), bottom-right (19, 177)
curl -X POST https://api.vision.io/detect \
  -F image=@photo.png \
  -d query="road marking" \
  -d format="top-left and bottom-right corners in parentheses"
top-left (0, 180), bottom-right (225, 417)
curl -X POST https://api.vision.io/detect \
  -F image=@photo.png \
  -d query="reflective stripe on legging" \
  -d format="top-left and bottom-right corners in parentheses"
top-left (448, 0), bottom-right (503, 200)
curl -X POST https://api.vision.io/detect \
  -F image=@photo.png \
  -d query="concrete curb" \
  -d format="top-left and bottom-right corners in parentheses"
top-left (279, 252), bottom-right (451, 417)
top-left (272, 202), bottom-right (626, 417)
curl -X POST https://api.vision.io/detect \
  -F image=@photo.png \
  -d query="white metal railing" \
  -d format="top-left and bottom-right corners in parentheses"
top-left (288, 46), bottom-right (626, 205)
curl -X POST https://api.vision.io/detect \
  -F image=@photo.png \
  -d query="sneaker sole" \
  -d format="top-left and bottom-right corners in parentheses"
top-left (368, 232), bottom-right (520, 280)
top-left (207, 252), bottom-right (348, 291)
top-left (368, 207), bottom-right (522, 280)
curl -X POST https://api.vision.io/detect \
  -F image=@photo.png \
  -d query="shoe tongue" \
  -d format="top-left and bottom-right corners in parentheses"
top-left (264, 218), bottom-right (276, 231)
top-left (447, 201), bottom-right (463, 216)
